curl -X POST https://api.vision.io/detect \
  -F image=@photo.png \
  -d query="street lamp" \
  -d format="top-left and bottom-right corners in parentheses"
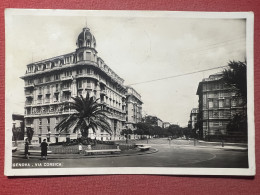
top-left (47, 131), bottom-right (51, 142)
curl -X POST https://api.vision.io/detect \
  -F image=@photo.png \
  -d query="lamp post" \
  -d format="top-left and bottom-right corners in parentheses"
top-left (47, 131), bottom-right (51, 142)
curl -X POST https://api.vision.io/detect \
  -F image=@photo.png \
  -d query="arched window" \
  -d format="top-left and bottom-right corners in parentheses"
top-left (79, 52), bottom-right (83, 61)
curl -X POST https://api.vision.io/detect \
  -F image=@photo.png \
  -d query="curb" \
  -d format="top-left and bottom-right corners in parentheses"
top-left (13, 148), bottom-right (159, 160)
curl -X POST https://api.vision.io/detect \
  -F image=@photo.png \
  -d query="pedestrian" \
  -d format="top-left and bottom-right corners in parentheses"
top-left (24, 138), bottom-right (29, 159)
top-left (78, 143), bottom-right (83, 154)
top-left (40, 139), bottom-right (48, 160)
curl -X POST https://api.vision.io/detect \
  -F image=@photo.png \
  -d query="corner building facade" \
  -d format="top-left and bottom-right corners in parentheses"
top-left (125, 87), bottom-right (143, 130)
top-left (21, 26), bottom-right (139, 143)
top-left (196, 73), bottom-right (245, 140)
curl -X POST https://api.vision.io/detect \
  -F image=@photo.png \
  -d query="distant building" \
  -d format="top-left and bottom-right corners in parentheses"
top-left (157, 118), bottom-right (163, 128)
top-left (12, 114), bottom-right (25, 141)
top-left (188, 108), bottom-right (198, 129)
top-left (196, 73), bottom-right (245, 140)
top-left (163, 122), bottom-right (171, 129)
top-left (143, 115), bottom-right (163, 128)
top-left (125, 86), bottom-right (143, 130)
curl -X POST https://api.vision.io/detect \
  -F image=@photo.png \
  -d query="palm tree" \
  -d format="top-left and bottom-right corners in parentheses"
top-left (222, 60), bottom-right (247, 105)
top-left (55, 93), bottom-right (112, 138)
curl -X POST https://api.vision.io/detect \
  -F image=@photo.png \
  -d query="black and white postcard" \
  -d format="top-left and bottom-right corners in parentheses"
top-left (5, 9), bottom-right (255, 176)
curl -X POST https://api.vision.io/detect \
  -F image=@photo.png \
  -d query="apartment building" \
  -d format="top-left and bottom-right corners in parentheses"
top-left (21, 26), bottom-right (133, 143)
top-left (196, 73), bottom-right (245, 139)
top-left (125, 86), bottom-right (143, 130)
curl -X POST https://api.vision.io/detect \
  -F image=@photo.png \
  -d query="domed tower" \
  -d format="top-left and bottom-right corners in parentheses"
top-left (76, 27), bottom-right (96, 49)
top-left (75, 26), bottom-right (97, 63)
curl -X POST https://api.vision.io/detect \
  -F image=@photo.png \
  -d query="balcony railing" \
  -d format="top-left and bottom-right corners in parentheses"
top-left (25, 102), bottom-right (33, 106)
top-left (62, 87), bottom-right (71, 92)
top-left (25, 83), bottom-right (35, 88)
top-left (61, 76), bottom-right (73, 81)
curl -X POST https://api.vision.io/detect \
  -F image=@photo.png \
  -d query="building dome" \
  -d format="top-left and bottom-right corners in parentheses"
top-left (76, 27), bottom-right (96, 49)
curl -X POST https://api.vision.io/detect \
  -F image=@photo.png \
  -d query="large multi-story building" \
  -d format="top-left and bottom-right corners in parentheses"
top-left (125, 86), bottom-right (143, 130)
top-left (196, 73), bottom-right (245, 140)
top-left (188, 108), bottom-right (198, 129)
top-left (21, 25), bottom-right (142, 143)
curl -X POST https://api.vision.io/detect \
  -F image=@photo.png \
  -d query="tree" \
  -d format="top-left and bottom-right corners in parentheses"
top-left (26, 127), bottom-right (34, 143)
top-left (55, 93), bottom-right (111, 138)
top-left (222, 60), bottom-right (247, 104)
top-left (226, 113), bottom-right (247, 134)
top-left (222, 61), bottom-right (248, 140)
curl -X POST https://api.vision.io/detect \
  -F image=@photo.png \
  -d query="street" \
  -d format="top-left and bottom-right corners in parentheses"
top-left (12, 139), bottom-right (248, 168)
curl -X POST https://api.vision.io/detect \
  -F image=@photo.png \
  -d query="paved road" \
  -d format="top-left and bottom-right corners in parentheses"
top-left (12, 142), bottom-right (248, 168)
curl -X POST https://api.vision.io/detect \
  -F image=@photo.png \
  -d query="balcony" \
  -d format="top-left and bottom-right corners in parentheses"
top-left (25, 101), bottom-right (33, 106)
top-left (24, 83), bottom-right (34, 89)
top-left (75, 73), bottom-right (98, 81)
top-left (100, 89), bottom-right (107, 96)
top-left (25, 92), bottom-right (33, 98)
top-left (62, 87), bottom-right (71, 92)
top-left (61, 76), bottom-right (73, 81)
top-left (54, 88), bottom-right (60, 93)
top-left (37, 101), bottom-right (42, 105)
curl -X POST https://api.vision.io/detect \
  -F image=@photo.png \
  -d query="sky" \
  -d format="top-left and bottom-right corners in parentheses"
top-left (5, 10), bottom-right (247, 127)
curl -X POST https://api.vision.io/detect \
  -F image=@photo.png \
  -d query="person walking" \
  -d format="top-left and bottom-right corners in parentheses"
top-left (40, 139), bottom-right (48, 160)
top-left (24, 138), bottom-right (30, 159)
top-left (78, 143), bottom-right (83, 154)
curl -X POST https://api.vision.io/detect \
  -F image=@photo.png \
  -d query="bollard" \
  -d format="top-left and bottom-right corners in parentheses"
top-left (222, 139), bottom-right (224, 147)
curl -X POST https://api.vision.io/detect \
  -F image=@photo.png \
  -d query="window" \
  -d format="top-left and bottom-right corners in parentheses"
top-left (219, 110), bottom-right (224, 118)
top-left (38, 78), bottom-right (43, 84)
top-left (79, 52), bottom-right (83, 61)
top-left (78, 80), bottom-right (83, 89)
top-left (77, 68), bottom-right (83, 75)
top-left (55, 117), bottom-right (59, 124)
top-left (208, 100), bottom-right (213, 108)
top-left (64, 93), bottom-right (71, 100)
top-left (213, 111), bottom-right (219, 118)
top-left (209, 111), bottom-right (213, 118)
top-left (219, 100), bottom-right (223, 108)
top-left (63, 82), bottom-right (70, 89)
top-left (225, 98), bottom-right (230, 107)
top-left (39, 118), bottom-right (42, 125)
top-left (46, 76), bottom-right (51, 82)
top-left (86, 52), bottom-right (91, 61)
top-left (87, 79), bottom-right (91, 88)
top-left (55, 74), bottom-right (60, 80)
top-left (38, 87), bottom-right (42, 95)
top-left (203, 122), bottom-right (208, 129)
top-left (65, 71), bottom-right (72, 77)
top-left (213, 100), bottom-right (218, 108)
top-left (213, 122), bottom-right (219, 127)
top-left (55, 84), bottom-right (59, 92)
top-left (231, 99), bottom-right (237, 107)
top-left (54, 94), bottom-right (59, 102)
top-left (47, 118), bottom-right (50, 125)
